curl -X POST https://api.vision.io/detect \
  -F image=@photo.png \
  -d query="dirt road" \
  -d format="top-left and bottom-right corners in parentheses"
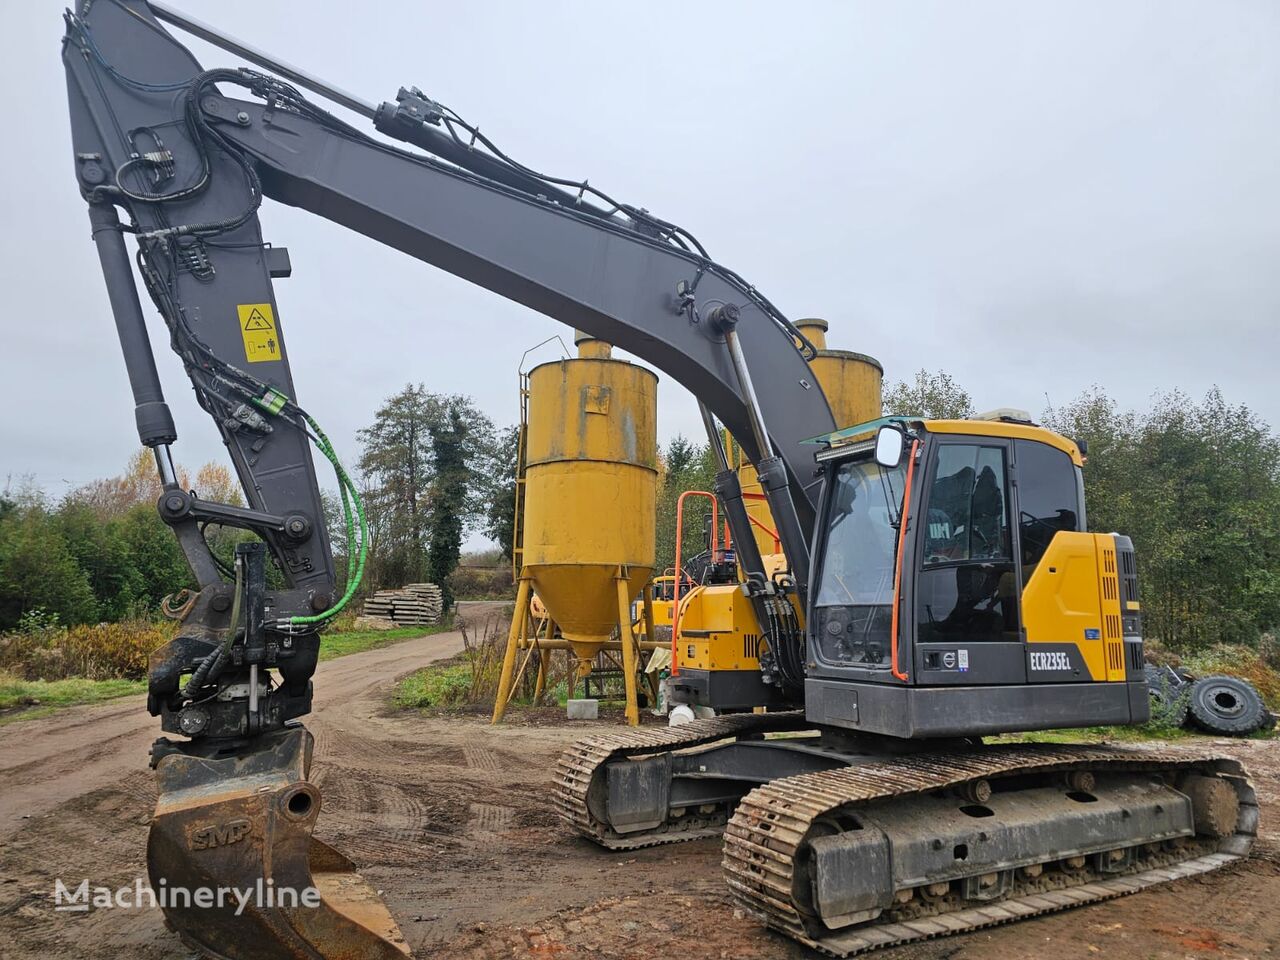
top-left (2, 604), bottom-right (1278, 959)
top-left (0, 605), bottom-right (488, 831)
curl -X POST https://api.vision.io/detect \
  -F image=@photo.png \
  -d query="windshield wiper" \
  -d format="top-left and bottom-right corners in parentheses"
top-left (878, 467), bottom-right (903, 528)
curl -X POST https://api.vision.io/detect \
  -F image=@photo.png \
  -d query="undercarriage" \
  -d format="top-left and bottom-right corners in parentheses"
top-left (556, 713), bottom-right (1256, 955)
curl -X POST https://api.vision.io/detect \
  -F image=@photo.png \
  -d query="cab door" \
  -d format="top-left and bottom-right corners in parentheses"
top-left (912, 437), bottom-right (1026, 685)
top-left (1010, 439), bottom-right (1106, 683)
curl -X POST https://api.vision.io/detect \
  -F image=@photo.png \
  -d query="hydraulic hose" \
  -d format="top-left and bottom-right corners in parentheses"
top-left (181, 553), bottom-right (243, 699)
top-left (890, 440), bottom-right (920, 682)
top-left (282, 414), bottom-right (368, 626)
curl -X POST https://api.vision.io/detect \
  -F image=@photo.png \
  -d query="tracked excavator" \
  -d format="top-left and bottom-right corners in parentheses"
top-left (60, 4), bottom-right (1256, 958)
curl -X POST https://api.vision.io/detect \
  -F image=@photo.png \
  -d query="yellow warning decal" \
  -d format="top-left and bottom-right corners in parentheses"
top-left (237, 303), bottom-right (280, 363)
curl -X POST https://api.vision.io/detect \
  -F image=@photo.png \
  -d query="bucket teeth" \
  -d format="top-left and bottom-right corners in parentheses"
top-left (147, 726), bottom-right (409, 960)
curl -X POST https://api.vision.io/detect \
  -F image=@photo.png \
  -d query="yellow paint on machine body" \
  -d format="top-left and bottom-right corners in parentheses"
top-left (1022, 531), bottom-right (1128, 682)
top-left (521, 338), bottom-right (658, 659)
top-left (676, 584), bottom-right (763, 672)
top-left (675, 582), bottom-right (802, 670)
top-left (648, 575), bottom-right (676, 630)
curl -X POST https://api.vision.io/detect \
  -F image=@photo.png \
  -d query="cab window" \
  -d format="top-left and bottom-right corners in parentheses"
top-left (1014, 439), bottom-right (1081, 571)
top-left (916, 443), bottom-right (1019, 644)
top-left (921, 445), bottom-right (1011, 565)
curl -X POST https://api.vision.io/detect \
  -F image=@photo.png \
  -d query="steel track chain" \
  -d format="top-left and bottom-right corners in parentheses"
top-left (553, 711), bottom-right (809, 850)
top-left (722, 745), bottom-right (1258, 956)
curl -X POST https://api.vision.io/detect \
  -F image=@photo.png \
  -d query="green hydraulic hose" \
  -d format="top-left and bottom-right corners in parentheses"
top-left (247, 389), bottom-right (368, 627)
top-left (286, 414), bottom-right (369, 626)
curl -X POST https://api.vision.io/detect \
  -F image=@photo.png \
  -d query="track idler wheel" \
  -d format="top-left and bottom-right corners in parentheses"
top-left (1181, 773), bottom-right (1240, 838)
top-left (147, 726), bottom-right (409, 959)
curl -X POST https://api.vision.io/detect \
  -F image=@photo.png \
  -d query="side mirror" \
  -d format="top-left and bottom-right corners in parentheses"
top-left (874, 425), bottom-right (906, 469)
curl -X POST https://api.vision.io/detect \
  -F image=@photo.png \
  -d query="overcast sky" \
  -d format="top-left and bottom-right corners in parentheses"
top-left (4, 1), bottom-right (1278, 525)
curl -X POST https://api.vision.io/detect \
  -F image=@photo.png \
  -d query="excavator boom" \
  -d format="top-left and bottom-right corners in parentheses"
top-left (61, 2), bottom-right (833, 955)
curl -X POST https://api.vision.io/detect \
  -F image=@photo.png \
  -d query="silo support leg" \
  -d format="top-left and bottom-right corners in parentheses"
top-left (615, 571), bottom-right (641, 727)
top-left (645, 669), bottom-right (661, 706)
top-left (533, 615), bottom-right (555, 703)
top-left (492, 576), bottom-right (532, 723)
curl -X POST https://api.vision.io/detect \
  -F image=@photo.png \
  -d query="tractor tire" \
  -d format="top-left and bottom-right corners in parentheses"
top-left (1144, 664), bottom-right (1190, 728)
top-left (1187, 674), bottom-right (1267, 736)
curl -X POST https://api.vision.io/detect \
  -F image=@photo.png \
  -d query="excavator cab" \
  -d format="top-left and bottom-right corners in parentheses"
top-left (663, 413), bottom-right (1147, 735)
top-left (804, 415), bottom-right (1149, 738)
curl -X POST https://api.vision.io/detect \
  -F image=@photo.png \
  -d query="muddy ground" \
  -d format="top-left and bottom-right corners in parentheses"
top-left (1, 603), bottom-right (1277, 959)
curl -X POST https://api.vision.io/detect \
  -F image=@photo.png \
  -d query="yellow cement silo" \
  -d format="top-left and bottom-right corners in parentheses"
top-left (493, 332), bottom-right (659, 725)
top-left (793, 318), bottom-right (883, 429)
top-left (730, 318), bottom-right (883, 558)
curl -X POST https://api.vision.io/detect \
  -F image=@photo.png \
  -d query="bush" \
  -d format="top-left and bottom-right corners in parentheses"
top-left (394, 605), bottom-right (535, 711)
top-left (0, 616), bottom-right (175, 681)
top-left (1141, 636), bottom-right (1181, 668)
top-left (323, 609), bottom-right (361, 634)
top-left (0, 506), bottom-right (97, 628)
top-left (1260, 633), bottom-right (1280, 671)
top-left (449, 565), bottom-right (514, 601)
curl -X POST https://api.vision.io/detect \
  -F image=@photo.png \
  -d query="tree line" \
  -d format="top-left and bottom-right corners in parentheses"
top-left (1043, 387), bottom-right (1280, 649)
top-left (0, 385), bottom-right (514, 630)
top-left (0, 452), bottom-right (243, 628)
top-left (4, 372), bottom-right (1277, 652)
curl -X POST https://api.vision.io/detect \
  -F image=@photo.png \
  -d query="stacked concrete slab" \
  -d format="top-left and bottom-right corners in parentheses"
top-left (359, 582), bottom-right (444, 626)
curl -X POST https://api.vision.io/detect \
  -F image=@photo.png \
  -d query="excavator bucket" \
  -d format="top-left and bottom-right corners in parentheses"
top-left (147, 727), bottom-right (409, 960)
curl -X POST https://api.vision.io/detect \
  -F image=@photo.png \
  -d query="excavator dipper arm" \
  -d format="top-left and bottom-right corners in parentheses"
top-left (60, 2), bottom-right (835, 955)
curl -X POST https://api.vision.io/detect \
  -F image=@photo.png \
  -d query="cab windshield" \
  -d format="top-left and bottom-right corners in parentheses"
top-left (813, 456), bottom-right (907, 665)
top-left (817, 457), bottom-right (906, 606)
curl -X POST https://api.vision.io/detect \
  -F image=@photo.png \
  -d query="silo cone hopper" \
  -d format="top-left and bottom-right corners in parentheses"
top-left (525, 563), bottom-right (651, 663)
top-left (493, 333), bottom-right (659, 726)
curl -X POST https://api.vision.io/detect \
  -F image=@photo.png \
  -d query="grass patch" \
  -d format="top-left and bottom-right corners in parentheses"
top-left (394, 660), bottom-right (574, 712)
top-left (996, 719), bottom-right (1276, 745)
top-left (393, 659), bottom-right (474, 709)
top-left (995, 724), bottom-right (1192, 745)
top-left (394, 605), bottom-right (525, 714)
top-left (0, 672), bottom-right (145, 725)
top-left (318, 623), bottom-right (449, 661)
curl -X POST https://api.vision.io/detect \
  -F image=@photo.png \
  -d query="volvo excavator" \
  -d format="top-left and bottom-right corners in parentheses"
top-left (60, 4), bottom-right (1256, 958)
